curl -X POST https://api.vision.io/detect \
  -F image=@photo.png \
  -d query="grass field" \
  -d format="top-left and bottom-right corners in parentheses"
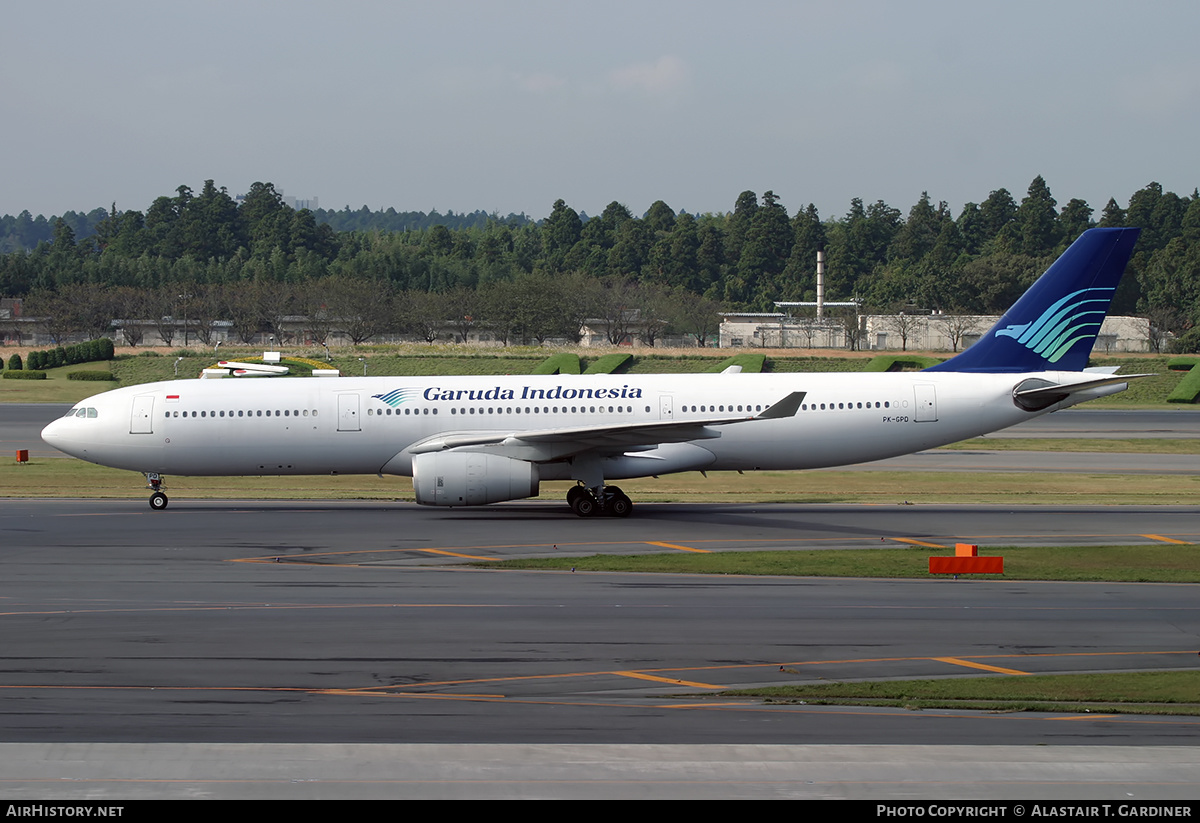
top-left (719, 671), bottom-right (1200, 716)
top-left (488, 544), bottom-right (1200, 582)
top-left (6, 458), bottom-right (1200, 505)
top-left (945, 437), bottom-right (1200, 453)
top-left (0, 360), bottom-right (117, 403)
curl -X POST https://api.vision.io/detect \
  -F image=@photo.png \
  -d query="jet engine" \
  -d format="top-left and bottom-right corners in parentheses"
top-left (411, 451), bottom-right (540, 506)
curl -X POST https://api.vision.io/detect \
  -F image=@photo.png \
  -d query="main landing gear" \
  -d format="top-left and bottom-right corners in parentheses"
top-left (145, 473), bottom-right (169, 510)
top-left (566, 484), bottom-right (632, 518)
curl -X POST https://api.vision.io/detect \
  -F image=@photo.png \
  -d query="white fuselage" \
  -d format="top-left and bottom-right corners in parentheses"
top-left (41, 370), bottom-right (1108, 483)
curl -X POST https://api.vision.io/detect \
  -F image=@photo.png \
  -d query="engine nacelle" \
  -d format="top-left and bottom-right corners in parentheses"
top-left (411, 451), bottom-right (540, 507)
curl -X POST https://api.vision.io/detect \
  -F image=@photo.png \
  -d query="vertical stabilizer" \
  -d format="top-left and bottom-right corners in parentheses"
top-left (925, 228), bottom-right (1140, 373)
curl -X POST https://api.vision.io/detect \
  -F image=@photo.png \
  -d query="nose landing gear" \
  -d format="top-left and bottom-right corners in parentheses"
top-left (145, 473), bottom-right (168, 510)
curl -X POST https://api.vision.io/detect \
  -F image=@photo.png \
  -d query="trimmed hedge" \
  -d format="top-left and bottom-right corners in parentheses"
top-left (1167, 357), bottom-right (1200, 371)
top-left (1165, 359), bottom-right (1200, 403)
top-left (2, 370), bottom-right (47, 380)
top-left (583, 353), bottom-right (632, 374)
top-left (26, 339), bottom-right (116, 371)
top-left (68, 371), bottom-right (118, 381)
top-left (863, 354), bottom-right (944, 372)
top-left (532, 353), bottom-right (582, 375)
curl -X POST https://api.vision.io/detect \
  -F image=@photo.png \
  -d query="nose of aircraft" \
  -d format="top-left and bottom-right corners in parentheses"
top-left (41, 416), bottom-right (75, 456)
top-left (42, 417), bottom-right (63, 445)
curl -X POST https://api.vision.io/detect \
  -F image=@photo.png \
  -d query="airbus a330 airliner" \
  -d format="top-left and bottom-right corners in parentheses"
top-left (43, 228), bottom-right (1143, 516)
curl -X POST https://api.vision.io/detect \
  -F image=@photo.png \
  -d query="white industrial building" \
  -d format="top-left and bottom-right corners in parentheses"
top-left (718, 311), bottom-right (1150, 353)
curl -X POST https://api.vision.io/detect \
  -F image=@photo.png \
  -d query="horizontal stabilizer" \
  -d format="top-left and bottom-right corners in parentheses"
top-left (1013, 373), bottom-right (1153, 410)
top-left (217, 360), bottom-right (289, 375)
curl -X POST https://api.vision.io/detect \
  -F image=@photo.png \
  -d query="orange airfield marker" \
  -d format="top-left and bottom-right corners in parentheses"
top-left (929, 543), bottom-right (1004, 575)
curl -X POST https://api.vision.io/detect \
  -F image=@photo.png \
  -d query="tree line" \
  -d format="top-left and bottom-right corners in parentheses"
top-left (1, 177), bottom-right (1198, 348)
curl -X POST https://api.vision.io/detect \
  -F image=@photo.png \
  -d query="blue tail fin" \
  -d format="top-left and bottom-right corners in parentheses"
top-left (925, 227), bottom-right (1141, 373)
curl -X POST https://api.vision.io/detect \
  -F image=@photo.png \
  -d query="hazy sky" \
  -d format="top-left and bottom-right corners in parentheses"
top-left (4, 1), bottom-right (1198, 222)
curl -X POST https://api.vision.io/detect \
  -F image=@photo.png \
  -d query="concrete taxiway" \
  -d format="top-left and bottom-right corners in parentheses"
top-left (1, 497), bottom-right (1198, 799)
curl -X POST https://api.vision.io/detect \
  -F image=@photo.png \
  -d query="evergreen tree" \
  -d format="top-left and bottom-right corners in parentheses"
top-left (1058, 198), bottom-right (1094, 243)
top-left (643, 200), bottom-right (677, 234)
top-left (888, 192), bottom-right (942, 262)
top-left (541, 199), bottom-right (582, 270)
top-left (1098, 198), bottom-right (1126, 227)
top-left (661, 212), bottom-right (701, 291)
top-left (735, 191), bottom-right (791, 308)
top-left (1015, 175), bottom-right (1061, 256)
top-left (724, 190), bottom-right (759, 268)
top-left (978, 188), bottom-right (1018, 248)
top-left (955, 203), bottom-right (985, 255)
top-left (780, 204), bottom-right (825, 300)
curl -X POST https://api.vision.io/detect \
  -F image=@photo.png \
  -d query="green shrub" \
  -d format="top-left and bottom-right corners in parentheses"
top-left (2, 370), bottom-right (47, 380)
top-left (5, 353), bottom-right (20, 371)
top-left (67, 370), bottom-right (118, 381)
top-left (1169, 328), bottom-right (1200, 354)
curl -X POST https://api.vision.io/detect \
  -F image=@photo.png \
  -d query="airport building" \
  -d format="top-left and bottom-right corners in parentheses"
top-left (717, 311), bottom-right (1151, 353)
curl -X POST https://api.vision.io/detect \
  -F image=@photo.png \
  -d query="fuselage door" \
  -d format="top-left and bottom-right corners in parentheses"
top-left (914, 383), bottom-right (938, 422)
top-left (337, 393), bottom-right (361, 432)
top-left (130, 394), bottom-right (155, 434)
top-left (659, 394), bottom-right (674, 420)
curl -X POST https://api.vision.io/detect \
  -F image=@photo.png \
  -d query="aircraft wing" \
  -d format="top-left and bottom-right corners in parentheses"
top-left (406, 391), bottom-right (805, 462)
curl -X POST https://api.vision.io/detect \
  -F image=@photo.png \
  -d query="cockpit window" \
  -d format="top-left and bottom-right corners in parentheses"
top-left (68, 407), bottom-right (98, 419)
top-left (87, 408), bottom-right (98, 418)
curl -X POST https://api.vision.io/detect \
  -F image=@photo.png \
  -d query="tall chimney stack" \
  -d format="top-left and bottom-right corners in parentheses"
top-left (816, 250), bottom-right (825, 318)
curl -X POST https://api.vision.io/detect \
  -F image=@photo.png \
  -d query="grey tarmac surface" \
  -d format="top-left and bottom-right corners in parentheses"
top-left (2, 403), bottom-right (72, 458)
top-left (4, 403), bottom-right (1200, 799)
top-left (990, 408), bottom-right (1200, 438)
top-left (854, 449), bottom-right (1200, 474)
top-left (1, 498), bottom-right (1199, 799)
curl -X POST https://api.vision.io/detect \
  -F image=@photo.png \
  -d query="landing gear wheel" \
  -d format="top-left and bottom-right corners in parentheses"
top-left (570, 492), bottom-right (598, 517)
top-left (566, 485), bottom-right (588, 508)
top-left (607, 491), bottom-right (633, 518)
top-left (149, 491), bottom-right (168, 511)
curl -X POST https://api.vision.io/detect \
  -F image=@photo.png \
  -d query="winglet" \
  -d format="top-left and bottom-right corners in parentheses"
top-left (756, 391), bottom-right (806, 420)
